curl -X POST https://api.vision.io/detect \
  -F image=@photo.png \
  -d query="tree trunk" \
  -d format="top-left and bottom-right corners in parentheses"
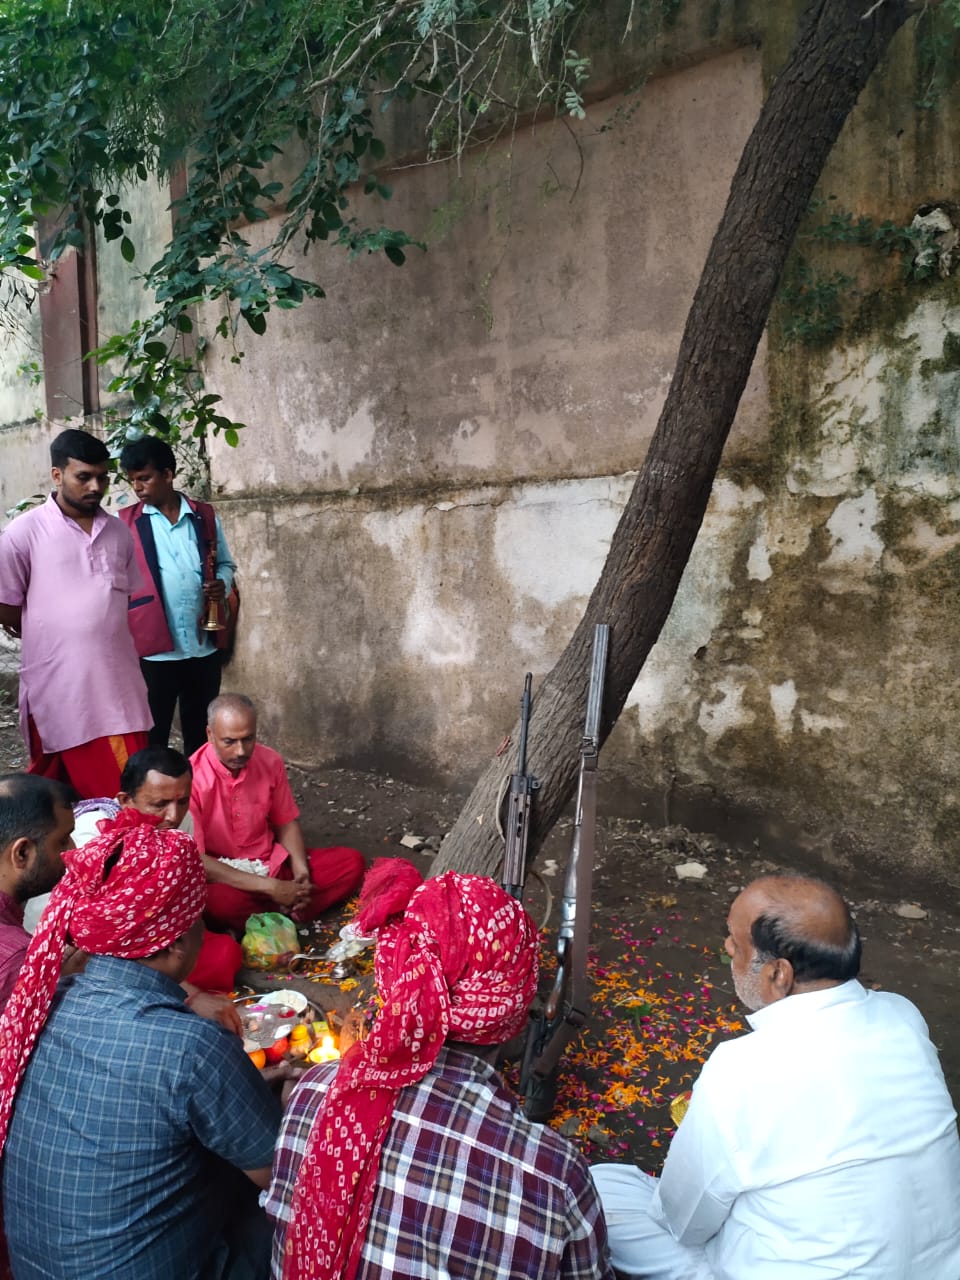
top-left (433, 0), bottom-right (915, 879)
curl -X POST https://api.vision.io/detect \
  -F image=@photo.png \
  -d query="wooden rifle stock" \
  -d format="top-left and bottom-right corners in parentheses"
top-left (521, 623), bottom-right (609, 1122)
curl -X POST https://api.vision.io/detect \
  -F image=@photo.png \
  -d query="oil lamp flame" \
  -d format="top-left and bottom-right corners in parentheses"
top-left (307, 1034), bottom-right (340, 1064)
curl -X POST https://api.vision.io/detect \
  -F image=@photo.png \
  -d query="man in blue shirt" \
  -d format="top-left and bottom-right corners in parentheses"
top-left (119, 436), bottom-right (237, 756)
top-left (0, 810), bottom-right (280, 1280)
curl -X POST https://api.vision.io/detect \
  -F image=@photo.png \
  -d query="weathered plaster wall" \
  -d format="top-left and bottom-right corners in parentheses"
top-left (0, 176), bottom-right (172, 515)
top-left (204, 47), bottom-right (768, 779)
top-left (205, 9), bottom-right (960, 882)
top-left (6, 2), bottom-right (960, 882)
top-left (0, 421), bottom-right (52, 520)
top-left (0, 300), bottom-right (42, 440)
top-left (0, 279), bottom-right (46, 517)
top-left (206, 47), bottom-right (766, 497)
top-left (600, 10), bottom-right (960, 878)
top-left (224, 477), bottom-right (630, 772)
top-left (96, 177), bottom-right (174, 409)
top-left (623, 290), bottom-right (960, 880)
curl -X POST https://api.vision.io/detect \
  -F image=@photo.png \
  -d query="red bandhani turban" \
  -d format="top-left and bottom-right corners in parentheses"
top-left (282, 859), bottom-right (539, 1280)
top-left (0, 807), bottom-right (206, 1153)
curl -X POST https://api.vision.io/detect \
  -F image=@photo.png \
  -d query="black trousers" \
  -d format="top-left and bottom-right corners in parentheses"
top-left (141, 654), bottom-right (223, 758)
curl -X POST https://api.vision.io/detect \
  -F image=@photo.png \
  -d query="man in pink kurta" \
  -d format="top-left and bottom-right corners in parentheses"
top-left (0, 431), bottom-right (151, 799)
top-left (189, 693), bottom-right (365, 934)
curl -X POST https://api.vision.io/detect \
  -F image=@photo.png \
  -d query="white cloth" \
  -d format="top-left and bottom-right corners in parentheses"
top-left (594, 981), bottom-right (960, 1279)
top-left (216, 857), bottom-right (269, 876)
top-left (70, 803), bottom-right (194, 847)
top-left (23, 805), bottom-right (195, 934)
top-left (590, 1167), bottom-right (711, 1280)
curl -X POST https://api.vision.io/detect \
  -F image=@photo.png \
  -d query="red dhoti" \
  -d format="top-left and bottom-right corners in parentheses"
top-left (187, 929), bottom-right (244, 992)
top-left (204, 846), bottom-right (366, 935)
top-left (27, 716), bottom-right (148, 801)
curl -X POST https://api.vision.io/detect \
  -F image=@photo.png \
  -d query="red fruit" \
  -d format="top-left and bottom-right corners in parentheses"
top-left (264, 1037), bottom-right (289, 1065)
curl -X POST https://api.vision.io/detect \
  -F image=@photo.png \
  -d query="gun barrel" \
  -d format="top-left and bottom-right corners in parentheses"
top-left (583, 624), bottom-right (609, 746)
top-left (516, 672), bottom-right (532, 774)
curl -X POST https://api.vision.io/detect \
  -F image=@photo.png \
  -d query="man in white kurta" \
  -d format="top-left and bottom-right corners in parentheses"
top-left (593, 876), bottom-right (960, 1279)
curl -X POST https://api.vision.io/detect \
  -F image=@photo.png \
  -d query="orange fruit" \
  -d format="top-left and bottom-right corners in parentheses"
top-left (247, 1048), bottom-right (267, 1069)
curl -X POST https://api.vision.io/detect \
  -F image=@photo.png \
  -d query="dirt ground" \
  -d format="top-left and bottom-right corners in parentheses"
top-left (2, 685), bottom-right (958, 1172)
top-left (273, 759), bottom-right (960, 1171)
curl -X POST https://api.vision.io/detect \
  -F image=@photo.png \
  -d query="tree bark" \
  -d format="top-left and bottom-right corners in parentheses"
top-left (433, 0), bottom-right (915, 879)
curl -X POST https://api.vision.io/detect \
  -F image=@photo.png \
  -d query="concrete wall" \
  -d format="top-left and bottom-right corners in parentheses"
top-left (0, 287), bottom-right (42, 439)
top-left (0, 279), bottom-right (45, 517)
top-left (6, 3), bottom-right (960, 881)
top-left (0, 175), bottom-right (172, 515)
top-left (96, 177), bottom-right (174, 409)
top-left (204, 45), bottom-right (767, 771)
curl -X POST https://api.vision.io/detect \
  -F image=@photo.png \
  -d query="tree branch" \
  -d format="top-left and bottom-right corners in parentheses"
top-left (304, 0), bottom-right (424, 94)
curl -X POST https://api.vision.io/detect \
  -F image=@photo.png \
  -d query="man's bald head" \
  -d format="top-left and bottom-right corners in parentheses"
top-left (206, 693), bottom-right (257, 774)
top-left (206, 692), bottom-right (256, 726)
top-left (725, 876), bottom-right (861, 1010)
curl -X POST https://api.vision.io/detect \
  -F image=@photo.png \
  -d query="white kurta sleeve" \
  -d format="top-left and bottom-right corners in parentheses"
top-left (652, 1058), bottom-right (742, 1247)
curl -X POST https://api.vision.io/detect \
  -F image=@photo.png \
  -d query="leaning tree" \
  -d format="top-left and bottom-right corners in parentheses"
top-left (434, 0), bottom-right (925, 876)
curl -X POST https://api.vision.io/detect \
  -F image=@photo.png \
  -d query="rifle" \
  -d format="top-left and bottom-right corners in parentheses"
top-left (520, 622), bottom-right (609, 1122)
top-left (501, 673), bottom-right (538, 900)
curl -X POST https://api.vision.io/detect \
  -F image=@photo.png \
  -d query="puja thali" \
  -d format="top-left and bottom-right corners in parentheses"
top-left (235, 989), bottom-right (341, 1066)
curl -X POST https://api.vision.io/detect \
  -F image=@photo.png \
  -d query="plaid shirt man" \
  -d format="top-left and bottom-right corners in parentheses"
top-left (265, 1044), bottom-right (613, 1280)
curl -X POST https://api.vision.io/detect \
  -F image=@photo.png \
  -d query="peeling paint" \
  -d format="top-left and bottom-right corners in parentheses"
top-left (492, 478), bottom-right (627, 609)
top-left (402, 581), bottom-right (479, 666)
top-left (627, 480), bottom-right (767, 736)
top-left (769, 679), bottom-right (797, 737)
top-left (799, 710), bottom-right (848, 735)
top-left (711, 478), bottom-right (764, 514)
top-left (896, 515), bottom-right (960, 561)
top-left (787, 301), bottom-right (960, 502)
top-left (452, 417), bottom-right (498, 471)
top-left (758, 511), bottom-right (811, 562)
top-left (698, 677), bottom-right (755, 746)
top-left (821, 489), bottom-right (883, 589)
top-left (747, 520), bottom-right (772, 580)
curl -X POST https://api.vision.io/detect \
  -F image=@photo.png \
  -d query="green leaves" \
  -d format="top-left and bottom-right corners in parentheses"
top-left (241, 308), bottom-right (267, 335)
top-left (0, 0), bottom-right (595, 452)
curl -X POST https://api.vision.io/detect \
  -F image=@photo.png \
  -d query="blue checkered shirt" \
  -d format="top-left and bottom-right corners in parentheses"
top-left (3, 955), bottom-right (281, 1280)
top-left (265, 1044), bottom-right (613, 1279)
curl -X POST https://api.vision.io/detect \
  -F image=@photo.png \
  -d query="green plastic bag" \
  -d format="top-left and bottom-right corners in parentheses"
top-left (241, 912), bottom-right (299, 970)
